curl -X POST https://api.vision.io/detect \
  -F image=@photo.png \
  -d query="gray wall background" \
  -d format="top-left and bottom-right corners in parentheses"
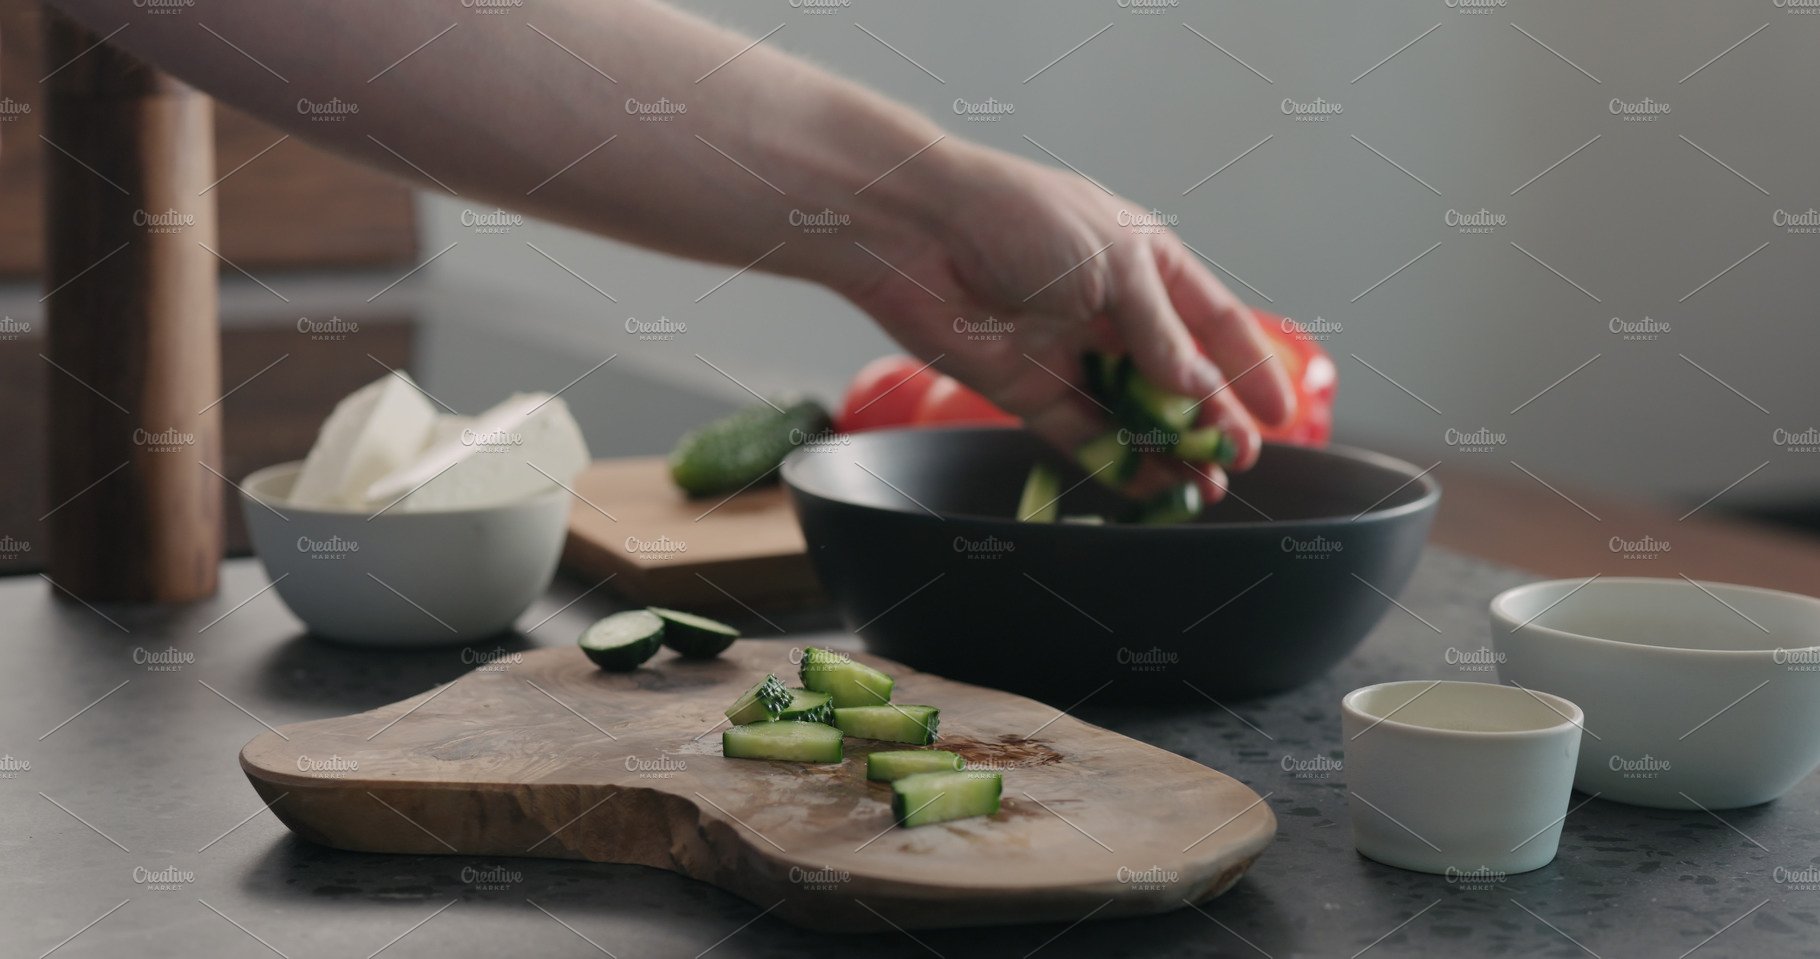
top-left (413, 0), bottom-right (1820, 507)
top-left (4, 2), bottom-right (1803, 507)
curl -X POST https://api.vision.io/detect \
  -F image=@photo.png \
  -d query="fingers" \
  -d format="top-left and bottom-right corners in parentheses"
top-left (1103, 247), bottom-right (1263, 473)
top-left (1156, 242), bottom-right (1297, 430)
top-left (1106, 252), bottom-right (1226, 399)
top-left (999, 351), bottom-right (1222, 502)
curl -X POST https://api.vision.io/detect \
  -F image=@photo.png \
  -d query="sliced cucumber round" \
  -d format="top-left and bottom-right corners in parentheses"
top-left (722, 721), bottom-right (844, 763)
top-left (578, 610), bottom-right (664, 671)
top-left (832, 704), bottom-right (940, 745)
top-left (892, 770), bottom-right (1002, 827)
top-left (649, 606), bottom-right (739, 659)
top-left (799, 646), bottom-right (894, 707)
top-left (777, 687), bottom-right (834, 724)
top-left (867, 749), bottom-right (964, 782)
top-left (724, 674), bottom-right (793, 725)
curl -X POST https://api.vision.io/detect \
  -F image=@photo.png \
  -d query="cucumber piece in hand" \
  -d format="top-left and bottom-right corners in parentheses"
top-left (1173, 427), bottom-right (1235, 467)
top-left (867, 749), bottom-right (964, 782)
top-left (722, 721), bottom-right (843, 763)
top-left (649, 607), bottom-right (739, 659)
top-left (798, 647), bottom-right (894, 707)
top-left (1122, 372), bottom-right (1198, 434)
top-left (578, 610), bottom-right (665, 671)
top-left (1016, 464), bottom-right (1061, 522)
top-left (891, 770), bottom-right (1003, 827)
top-left (669, 398), bottom-right (832, 497)
top-left (777, 688), bottom-right (834, 724)
top-left (724, 674), bottom-right (793, 725)
top-left (832, 705), bottom-right (940, 745)
top-left (1074, 432), bottom-right (1137, 486)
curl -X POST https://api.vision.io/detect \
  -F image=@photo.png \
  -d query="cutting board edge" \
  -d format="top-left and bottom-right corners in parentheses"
top-left (238, 731), bottom-right (1278, 885)
top-left (238, 756), bottom-right (1273, 933)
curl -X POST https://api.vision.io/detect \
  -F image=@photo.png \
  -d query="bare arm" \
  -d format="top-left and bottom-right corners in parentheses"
top-left (48, 0), bottom-right (1293, 496)
top-left (46, 0), bottom-right (939, 281)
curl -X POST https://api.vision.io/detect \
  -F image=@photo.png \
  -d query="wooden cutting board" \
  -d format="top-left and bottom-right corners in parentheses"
top-left (239, 645), bottom-right (1275, 932)
top-left (561, 456), bottom-right (820, 608)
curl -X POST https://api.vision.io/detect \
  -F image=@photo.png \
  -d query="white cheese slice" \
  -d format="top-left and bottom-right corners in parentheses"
top-left (289, 372), bottom-right (437, 509)
top-left (363, 392), bottom-right (590, 511)
top-left (428, 414), bottom-right (475, 448)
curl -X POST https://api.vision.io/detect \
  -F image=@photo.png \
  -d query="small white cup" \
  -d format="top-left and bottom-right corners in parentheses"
top-left (1341, 680), bottom-right (1584, 876)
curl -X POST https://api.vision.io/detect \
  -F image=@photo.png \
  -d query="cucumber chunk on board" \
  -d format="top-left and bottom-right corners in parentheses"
top-left (724, 674), bottom-right (793, 725)
top-left (831, 705), bottom-right (940, 745)
top-left (722, 721), bottom-right (843, 763)
top-left (776, 688), bottom-right (834, 724)
top-left (891, 770), bottom-right (1003, 826)
top-left (867, 749), bottom-right (965, 782)
top-left (798, 647), bottom-right (894, 707)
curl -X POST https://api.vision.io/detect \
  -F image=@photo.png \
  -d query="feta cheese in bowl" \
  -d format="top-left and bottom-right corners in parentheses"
top-left (239, 375), bottom-right (589, 645)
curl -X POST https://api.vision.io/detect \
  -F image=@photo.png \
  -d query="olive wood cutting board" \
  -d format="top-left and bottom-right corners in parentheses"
top-left (239, 645), bottom-right (1276, 932)
top-left (560, 456), bottom-right (821, 609)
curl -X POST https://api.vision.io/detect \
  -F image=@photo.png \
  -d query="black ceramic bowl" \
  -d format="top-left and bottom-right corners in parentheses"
top-left (782, 426), bottom-right (1439, 704)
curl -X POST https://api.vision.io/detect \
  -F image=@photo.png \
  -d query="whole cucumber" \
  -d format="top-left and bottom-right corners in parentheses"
top-left (669, 398), bottom-right (833, 497)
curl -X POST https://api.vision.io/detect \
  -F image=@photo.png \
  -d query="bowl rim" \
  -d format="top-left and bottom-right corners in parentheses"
top-left (781, 425), bottom-right (1441, 529)
top-left (1341, 679), bottom-right (1586, 741)
top-left (240, 460), bottom-right (571, 518)
top-left (1491, 576), bottom-right (1820, 657)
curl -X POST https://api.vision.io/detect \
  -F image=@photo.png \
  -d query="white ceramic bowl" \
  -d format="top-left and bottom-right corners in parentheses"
top-left (1493, 577), bottom-right (1820, 809)
top-left (1342, 680), bottom-right (1583, 876)
top-left (239, 461), bottom-right (569, 646)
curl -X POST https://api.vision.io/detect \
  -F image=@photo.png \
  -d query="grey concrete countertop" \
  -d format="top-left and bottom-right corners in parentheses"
top-left (4, 547), bottom-right (1814, 958)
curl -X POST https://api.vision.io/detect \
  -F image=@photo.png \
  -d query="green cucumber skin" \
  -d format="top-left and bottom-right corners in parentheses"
top-left (577, 611), bottom-right (665, 672)
top-left (1016, 465), bottom-right (1061, 523)
top-left (891, 771), bottom-right (1003, 827)
top-left (798, 647), bottom-right (895, 707)
top-left (867, 750), bottom-right (965, 782)
top-left (648, 607), bottom-right (740, 659)
top-left (722, 722), bottom-right (844, 763)
top-left (831, 705), bottom-right (940, 745)
top-left (724, 674), bottom-right (793, 725)
top-left (669, 399), bottom-right (833, 497)
top-left (777, 688), bottom-right (834, 724)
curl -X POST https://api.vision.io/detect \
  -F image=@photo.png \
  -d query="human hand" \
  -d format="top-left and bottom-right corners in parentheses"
top-left (834, 142), bottom-right (1296, 501)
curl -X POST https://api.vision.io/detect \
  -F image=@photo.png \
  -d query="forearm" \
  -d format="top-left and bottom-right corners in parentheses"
top-left (45, 0), bottom-right (957, 288)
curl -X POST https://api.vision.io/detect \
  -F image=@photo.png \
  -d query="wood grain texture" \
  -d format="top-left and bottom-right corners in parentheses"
top-left (562, 456), bottom-right (825, 609)
top-left (0, 1), bottom-right (416, 276)
top-left (40, 10), bottom-right (221, 601)
top-left (239, 645), bottom-right (1275, 932)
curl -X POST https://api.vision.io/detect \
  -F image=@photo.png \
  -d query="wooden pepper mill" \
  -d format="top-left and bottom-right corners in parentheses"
top-left (40, 8), bottom-right (223, 602)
